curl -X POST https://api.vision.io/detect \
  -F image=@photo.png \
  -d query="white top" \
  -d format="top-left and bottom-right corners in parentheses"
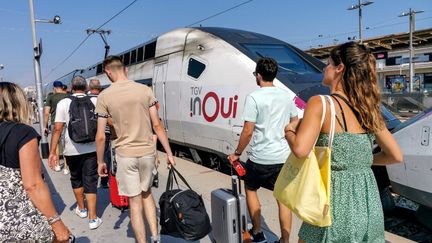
top-left (242, 86), bottom-right (298, 165)
top-left (55, 93), bottom-right (98, 156)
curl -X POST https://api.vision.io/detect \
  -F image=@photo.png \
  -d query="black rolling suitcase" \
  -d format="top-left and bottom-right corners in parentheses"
top-left (211, 175), bottom-right (249, 243)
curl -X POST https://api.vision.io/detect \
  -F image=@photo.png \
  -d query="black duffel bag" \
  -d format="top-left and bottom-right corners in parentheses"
top-left (159, 167), bottom-right (212, 241)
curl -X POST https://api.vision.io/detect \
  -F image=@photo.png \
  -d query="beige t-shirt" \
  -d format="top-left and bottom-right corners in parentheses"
top-left (95, 80), bottom-right (157, 157)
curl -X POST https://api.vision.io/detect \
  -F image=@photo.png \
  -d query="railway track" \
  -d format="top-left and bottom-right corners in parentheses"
top-left (385, 196), bottom-right (432, 242)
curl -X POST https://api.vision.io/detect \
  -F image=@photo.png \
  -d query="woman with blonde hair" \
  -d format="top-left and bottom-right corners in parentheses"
top-left (0, 82), bottom-right (71, 242)
top-left (284, 42), bottom-right (403, 242)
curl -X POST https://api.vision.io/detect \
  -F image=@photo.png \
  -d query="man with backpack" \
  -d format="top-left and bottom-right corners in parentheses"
top-left (48, 76), bottom-right (102, 230)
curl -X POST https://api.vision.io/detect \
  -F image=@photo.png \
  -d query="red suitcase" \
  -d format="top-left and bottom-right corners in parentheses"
top-left (109, 172), bottom-right (129, 211)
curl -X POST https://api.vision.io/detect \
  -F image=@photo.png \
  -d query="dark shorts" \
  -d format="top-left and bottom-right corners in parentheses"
top-left (244, 160), bottom-right (283, 191)
top-left (65, 152), bottom-right (98, 193)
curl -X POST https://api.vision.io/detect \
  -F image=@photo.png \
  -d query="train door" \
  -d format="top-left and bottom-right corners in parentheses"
top-left (153, 62), bottom-right (168, 129)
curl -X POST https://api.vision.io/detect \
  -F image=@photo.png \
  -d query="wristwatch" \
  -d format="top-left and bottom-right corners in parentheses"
top-left (234, 150), bottom-right (242, 156)
top-left (47, 213), bottom-right (61, 225)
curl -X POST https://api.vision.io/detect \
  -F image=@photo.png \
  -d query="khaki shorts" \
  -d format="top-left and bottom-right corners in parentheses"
top-left (116, 153), bottom-right (156, 197)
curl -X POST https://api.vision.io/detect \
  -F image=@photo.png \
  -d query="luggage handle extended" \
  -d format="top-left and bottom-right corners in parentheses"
top-left (230, 162), bottom-right (246, 243)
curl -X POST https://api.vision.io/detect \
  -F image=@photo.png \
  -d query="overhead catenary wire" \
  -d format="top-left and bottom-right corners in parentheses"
top-left (44, 0), bottom-right (138, 80)
top-left (186, 0), bottom-right (254, 27)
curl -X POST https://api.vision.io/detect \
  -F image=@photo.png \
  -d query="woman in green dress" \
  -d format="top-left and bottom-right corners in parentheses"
top-left (284, 42), bottom-right (403, 242)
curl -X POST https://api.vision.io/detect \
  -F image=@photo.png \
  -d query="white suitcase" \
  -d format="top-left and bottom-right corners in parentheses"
top-left (211, 176), bottom-right (248, 243)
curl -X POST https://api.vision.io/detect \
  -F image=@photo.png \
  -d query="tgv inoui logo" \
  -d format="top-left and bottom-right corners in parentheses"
top-left (190, 86), bottom-right (238, 122)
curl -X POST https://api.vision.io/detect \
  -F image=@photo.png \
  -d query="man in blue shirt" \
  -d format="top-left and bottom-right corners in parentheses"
top-left (229, 57), bottom-right (298, 243)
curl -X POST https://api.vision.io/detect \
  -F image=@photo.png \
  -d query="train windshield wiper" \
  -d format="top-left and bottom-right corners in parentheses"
top-left (278, 65), bottom-right (299, 75)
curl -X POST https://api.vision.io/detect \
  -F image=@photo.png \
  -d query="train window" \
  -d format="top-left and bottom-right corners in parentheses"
top-left (187, 58), bottom-right (206, 79)
top-left (124, 52), bottom-right (131, 66)
top-left (144, 41), bottom-right (156, 60)
top-left (131, 49), bottom-right (137, 64)
top-left (96, 64), bottom-right (103, 74)
top-left (137, 47), bottom-right (144, 62)
top-left (242, 44), bottom-right (320, 75)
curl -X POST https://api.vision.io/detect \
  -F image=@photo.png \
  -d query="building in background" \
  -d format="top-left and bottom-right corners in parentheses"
top-left (306, 27), bottom-right (432, 112)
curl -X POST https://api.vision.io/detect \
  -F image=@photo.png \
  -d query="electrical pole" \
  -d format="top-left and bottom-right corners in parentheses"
top-left (348, 0), bottom-right (373, 44)
top-left (29, 0), bottom-right (61, 158)
top-left (400, 8), bottom-right (424, 92)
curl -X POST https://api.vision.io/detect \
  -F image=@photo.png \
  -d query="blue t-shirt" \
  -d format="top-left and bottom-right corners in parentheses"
top-left (242, 87), bottom-right (298, 165)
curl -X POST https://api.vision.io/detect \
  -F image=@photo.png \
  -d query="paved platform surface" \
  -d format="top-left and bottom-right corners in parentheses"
top-left (44, 152), bottom-right (412, 243)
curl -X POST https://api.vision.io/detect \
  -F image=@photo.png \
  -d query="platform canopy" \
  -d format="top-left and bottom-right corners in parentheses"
top-left (305, 28), bottom-right (432, 59)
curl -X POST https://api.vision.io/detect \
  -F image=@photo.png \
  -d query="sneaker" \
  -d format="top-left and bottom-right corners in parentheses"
top-left (249, 229), bottom-right (267, 243)
top-left (151, 235), bottom-right (161, 243)
top-left (54, 165), bottom-right (61, 172)
top-left (89, 217), bottom-right (102, 230)
top-left (75, 206), bottom-right (88, 218)
top-left (63, 169), bottom-right (69, 175)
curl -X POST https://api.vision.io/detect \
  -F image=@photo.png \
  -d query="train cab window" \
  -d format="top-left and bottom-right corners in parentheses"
top-left (131, 49), bottom-right (137, 64)
top-left (124, 52), bottom-right (131, 66)
top-left (242, 44), bottom-right (320, 74)
top-left (187, 58), bottom-right (206, 79)
top-left (137, 47), bottom-right (144, 62)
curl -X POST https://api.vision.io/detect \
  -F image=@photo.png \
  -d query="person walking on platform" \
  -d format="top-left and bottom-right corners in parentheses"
top-left (44, 80), bottom-right (68, 172)
top-left (48, 76), bottom-right (103, 230)
top-left (88, 79), bottom-right (102, 95)
top-left (229, 57), bottom-right (298, 243)
top-left (85, 79), bottom-right (111, 188)
top-left (95, 56), bottom-right (176, 243)
top-left (0, 82), bottom-right (71, 242)
top-left (285, 42), bottom-right (403, 242)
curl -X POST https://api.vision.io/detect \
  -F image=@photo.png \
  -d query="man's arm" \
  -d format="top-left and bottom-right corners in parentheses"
top-left (96, 117), bottom-right (108, 176)
top-left (149, 106), bottom-right (175, 166)
top-left (228, 121), bottom-right (255, 162)
top-left (43, 106), bottom-right (50, 135)
top-left (48, 122), bottom-right (63, 169)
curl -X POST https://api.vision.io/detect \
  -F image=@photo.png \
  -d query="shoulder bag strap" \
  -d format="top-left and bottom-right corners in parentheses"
top-left (314, 96), bottom-right (327, 145)
top-left (172, 167), bottom-right (193, 190)
top-left (324, 96), bottom-right (336, 149)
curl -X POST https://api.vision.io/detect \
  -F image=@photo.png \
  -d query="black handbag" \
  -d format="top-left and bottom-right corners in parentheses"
top-left (159, 167), bottom-right (212, 241)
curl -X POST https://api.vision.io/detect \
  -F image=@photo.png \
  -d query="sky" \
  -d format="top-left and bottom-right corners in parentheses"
top-left (0, 0), bottom-right (431, 87)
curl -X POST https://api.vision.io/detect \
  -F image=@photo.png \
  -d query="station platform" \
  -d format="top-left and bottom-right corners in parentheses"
top-left (44, 152), bottom-right (413, 243)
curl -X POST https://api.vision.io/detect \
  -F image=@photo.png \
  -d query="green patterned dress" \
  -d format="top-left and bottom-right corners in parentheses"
top-left (298, 132), bottom-right (385, 243)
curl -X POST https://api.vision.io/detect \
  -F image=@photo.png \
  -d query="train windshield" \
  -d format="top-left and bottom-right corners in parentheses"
top-left (242, 44), bottom-right (321, 75)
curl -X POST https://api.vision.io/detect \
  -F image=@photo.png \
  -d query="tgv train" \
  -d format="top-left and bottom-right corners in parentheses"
top-left (49, 27), bottom-right (333, 165)
top-left (387, 108), bottom-right (432, 213)
top-left (50, 27), bottom-right (432, 209)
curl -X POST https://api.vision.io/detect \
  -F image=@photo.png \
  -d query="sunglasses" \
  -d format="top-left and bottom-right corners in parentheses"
top-left (253, 71), bottom-right (257, 77)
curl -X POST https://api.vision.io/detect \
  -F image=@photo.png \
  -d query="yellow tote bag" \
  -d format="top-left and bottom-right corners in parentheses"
top-left (273, 95), bottom-right (335, 227)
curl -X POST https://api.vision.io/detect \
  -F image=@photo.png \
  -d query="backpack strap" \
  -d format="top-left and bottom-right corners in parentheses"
top-left (0, 122), bottom-right (18, 166)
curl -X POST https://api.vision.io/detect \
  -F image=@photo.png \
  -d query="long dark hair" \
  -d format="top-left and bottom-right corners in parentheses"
top-left (330, 42), bottom-right (385, 132)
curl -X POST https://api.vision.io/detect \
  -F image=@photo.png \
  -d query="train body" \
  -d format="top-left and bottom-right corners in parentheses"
top-left (49, 28), bottom-right (431, 213)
